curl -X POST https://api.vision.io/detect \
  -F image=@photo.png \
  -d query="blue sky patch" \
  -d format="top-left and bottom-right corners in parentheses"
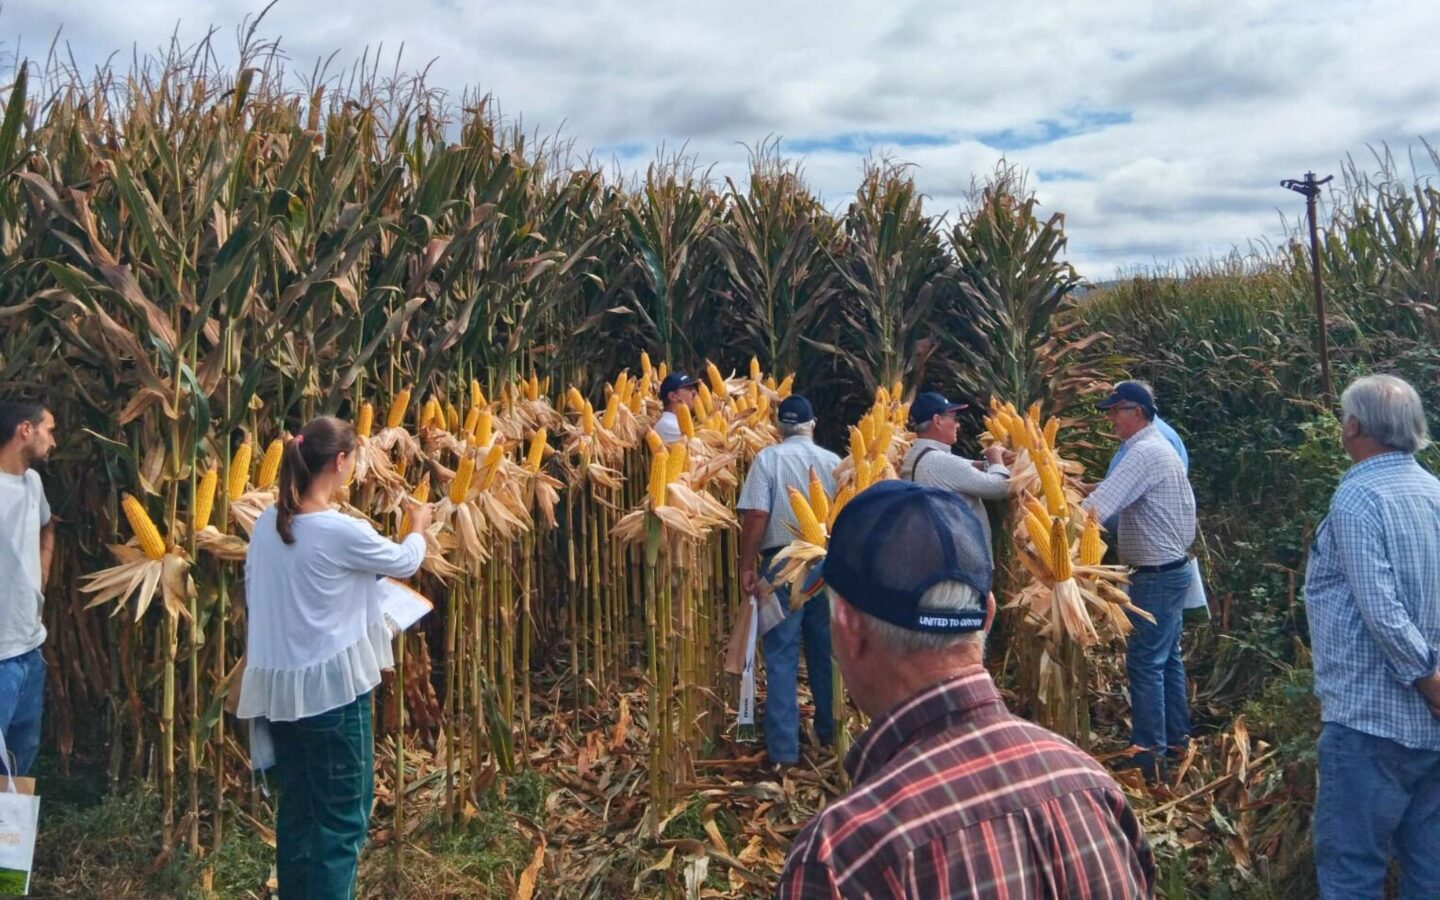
top-left (978, 110), bottom-right (1133, 151)
top-left (788, 131), bottom-right (951, 154)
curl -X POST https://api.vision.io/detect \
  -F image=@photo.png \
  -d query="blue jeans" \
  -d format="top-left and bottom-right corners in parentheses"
top-left (0, 648), bottom-right (45, 776)
top-left (761, 553), bottom-right (834, 764)
top-left (1315, 723), bottom-right (1440, 900)
top-left (1125, 567), bottom-right (1191, 768)
top-left (270, 692), bottom-right (374, 900)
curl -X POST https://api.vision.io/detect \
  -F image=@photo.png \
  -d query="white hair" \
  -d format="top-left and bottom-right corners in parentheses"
top-left (779, 420), bottom-right (816, 439)
top-left (832, 581), bottom-right (986, 654)
top-left (1341, 374), bottom-right (1430, 454)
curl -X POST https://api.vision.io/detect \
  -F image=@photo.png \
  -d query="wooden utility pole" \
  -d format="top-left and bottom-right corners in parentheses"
top-left (1281, 172), bottom-right (1335, 406)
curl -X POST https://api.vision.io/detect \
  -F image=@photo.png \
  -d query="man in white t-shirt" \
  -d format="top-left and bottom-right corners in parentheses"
top-left (0, 400), bottom-right (56, 776)
top-left (654, 372), bottom-right (700, 444)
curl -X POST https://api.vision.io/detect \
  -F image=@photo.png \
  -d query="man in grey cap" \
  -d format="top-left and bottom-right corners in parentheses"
top-left (900, 391), bottom-right (1011, 554)
top-left (737, 394), bottom-right (841, 765)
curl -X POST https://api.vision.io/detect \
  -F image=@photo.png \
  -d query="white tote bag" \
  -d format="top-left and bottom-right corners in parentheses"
top-left (0, 729), bottom-right (40, 895)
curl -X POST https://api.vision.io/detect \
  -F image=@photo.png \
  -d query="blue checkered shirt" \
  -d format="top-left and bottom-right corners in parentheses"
top-left (737, 437), bottom-right (841, 551)
top-left (1305, 452), bottom-right (1440, 750)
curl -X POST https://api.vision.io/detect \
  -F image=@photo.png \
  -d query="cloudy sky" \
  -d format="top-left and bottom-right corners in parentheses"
top-left (7, 0), bottom-right (1439, 278)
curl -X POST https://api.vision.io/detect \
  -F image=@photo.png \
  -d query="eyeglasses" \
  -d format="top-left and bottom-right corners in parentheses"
top-left (1103, 404), bottom-right (1143, 414)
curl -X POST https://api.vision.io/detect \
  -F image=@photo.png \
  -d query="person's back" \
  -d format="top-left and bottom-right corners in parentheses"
top-left (1307, 451), bottom-right (1440, 745)
top-left (781, 670), bottom-right (1152, 897)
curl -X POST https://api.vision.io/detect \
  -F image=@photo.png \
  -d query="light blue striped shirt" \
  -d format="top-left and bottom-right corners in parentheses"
top-left (1305, 452), bottom-right (1440, 750)
top-left (737, 437), bottom-right (841, 551)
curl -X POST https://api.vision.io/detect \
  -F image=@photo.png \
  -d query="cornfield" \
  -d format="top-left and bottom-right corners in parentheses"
top-left (5, 23), bottom-right (1391, 897)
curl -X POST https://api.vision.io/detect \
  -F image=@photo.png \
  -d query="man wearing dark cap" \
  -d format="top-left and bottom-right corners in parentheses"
top-left (655, 372), bottom-right (700, 444)
top-left (1083, 380), bottom-right (1197, 780)
top-left (900, 391), bottom-right (1011, 554)
top-left (736, 395), bottom-right (842, 766)
top-left (777, 482), bottom-right (1154, 898)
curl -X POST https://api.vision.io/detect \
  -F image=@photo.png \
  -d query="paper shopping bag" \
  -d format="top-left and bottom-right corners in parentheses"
top-left (0, 771), bottom-right (39, 895)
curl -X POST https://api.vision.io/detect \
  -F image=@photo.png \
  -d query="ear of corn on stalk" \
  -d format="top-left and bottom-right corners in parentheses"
top-left (666, 443), bottom-right (688, 483)
top-left (645, 430), bottom-right (664, 455)
top-left (787, 486), bottom-right (827, 545)
top-left (1025, 511), bottom-right (1053, 571)
top-left (387, 389), bottom-right (412, 429)
top-left (356, 402), bottom-right (375, 438)
top-left (399, 475), bottom-right (431, 534)
top-left (808, 468), bottom-right (829, 526)
top-left (649, 449), bottom-right (669, 508)
top-left (192, 466), bottom-right (218, 532)
top-left (227, 443), bottom-right (252, 501)
top-left (256, 438), bottom-right (284, 490)
top-left (450, 456), bottom-right (476, 503)
top-left (1079, 513), bottom-right (1105, 566)
top-left (123, 493), bottom-right (167, 560)
top-left (470, 378), bottom-right (485, 409)
top-left (676, 404), bottom-right (695, 438)
top-left (1050, 517), bottom-right (1073, 581)
top-left (446, 402), bottom-right (460, 432)
top-left (478, 442), bottom-right (505, 489)
top-left (525, 428), bottom-right (548, 472)
top-left (828, 484), bottom-right (855, 529)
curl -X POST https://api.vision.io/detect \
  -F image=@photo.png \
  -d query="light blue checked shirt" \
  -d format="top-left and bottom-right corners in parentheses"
top-left (737, 436), bottom-right (841, 551)
top-left (1305, 452), bottom-right (1440, 750)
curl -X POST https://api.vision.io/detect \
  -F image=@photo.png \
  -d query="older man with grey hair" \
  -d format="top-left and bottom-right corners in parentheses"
top-left (777, 481), bottom-right (1154, 897)
top-left (1305, 373), bottom-right (1440, 899)
top-left (737, 394), bottom-right (841, 766)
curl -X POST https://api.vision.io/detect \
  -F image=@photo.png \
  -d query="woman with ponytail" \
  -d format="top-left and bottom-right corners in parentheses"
top-left (235, 416), bottom-right (432, 899)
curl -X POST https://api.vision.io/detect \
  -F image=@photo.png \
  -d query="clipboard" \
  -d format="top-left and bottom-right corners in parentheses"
top-left (379, 578), bottom-right (434, 632)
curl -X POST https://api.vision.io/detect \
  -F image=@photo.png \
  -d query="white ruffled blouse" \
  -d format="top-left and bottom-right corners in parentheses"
top-left (236, 507), bottom-right (426, 722)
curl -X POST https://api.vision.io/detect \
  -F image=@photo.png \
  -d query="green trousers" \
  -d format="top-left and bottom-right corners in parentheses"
top-left (270, 691), bottom-right (374, 900)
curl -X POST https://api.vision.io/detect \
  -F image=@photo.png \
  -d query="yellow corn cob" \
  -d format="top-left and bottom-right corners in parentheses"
top-left (706, 361), bottom-right (726, 398)
top-left (1027, 401), bottom-right (1042, 423)
top-left (645, 430), bottom-right (664, 455)
top-left (849, 427), bottom-right (867, 462)
top-left (640, 351), bottom-right (653, 382)
top-left (1025, 512), bottom-right (1053, 572)
top-left (649, 449), bottom-right (669, 508)
top-left (696, 383), bottom-right (713, 418)
top-left (463, 405), bottom-right (481, 437)
top-left (582, 401), bottom-right (596, 436)
top-left (426, 397), bottom-right (444, 430)
top-left (386, 388), bottom-right (412, 429)
top-left (478, 443), bottom-right (505, 490)
top-left (1051, 517), bottom-right (1073, 581)
top-left (227, 442), bottom-right (252, 501)
top-left (193, 465), bottom-right (218, 532)
top-left (746, 380), bottom-right (759, 411)
top-left (777, 374), bottom-right (794, 398)
top-left (525, 428), bottom-right (548, 472)
top-left (1038, 452), bottom-right (1067, 517)
top-left (854, 457), bottom-right (872, 491)
top-left (399, 475), bottom-right (431, 533)
top-left (871, 422), bottom-right (894, 459)
top-left (756, 393), bottom-right (770, 420)
top-left (395, 455), bottom-right (409, 479)
top-left (446, 402), bottom-right (460, 432)
top-left (893, 402), bottom-right (910, 426)
top-left (876, 386), bottom-right (891, 408)
top-left (1043, 417), bottom-right (1059, 450)
top-left (666, 443), bottom-right (688, 483)
top-left (473, 410), bottom-right (493, 447)
top-left (764, 375), bottom-right (777, 392)
top-left (1080, 513), bottom-right (1105, 566)
top-left (629, 389), bottom-right (644, 415)
top-left (614, 372), bottom-right (629, 400)
top-left (808, 469), bottom-right (830, 526)
top-left (1025, 495), bottom-right (1052, 526)
top-left (540, 375), bottom-right (550, 397)
top-left (450, 456), bottom-right (476, 503)
top-left (749, 356), bottom-right (761, 381)
top-left (356, 402), bottom-right (375, 438)
top-left (122, 493), bottom-right (167, 560)
top-left (983, 414), bottom-right (1004, 442)
top-left (471, 378), bottom-right (485, 409)
top-left (256, 438), bottom-right (284, 490)
top-left (567, 386), bottom-right (585, 413)
top-left (828, 484), bottom-right (855, 529)
top-left (677, 404), bottom-right (695, 439)
top-left (1005, 411), bottom-right (1028, 449)
top-left (891, 379), bottom-right (903, 402)
top-left (787, 486), bottom-right (827, 545)
top-left (707, 411), bottom-right (725, 432)
top-left (602, 392), bottom-right (620, 430)
top-left (656, 362), bottom-right (668, 384)
top-left (526, 373), bottom-right (540, 401)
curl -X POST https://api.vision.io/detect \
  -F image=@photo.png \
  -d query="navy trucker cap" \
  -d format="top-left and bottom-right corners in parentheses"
top-left (1094, 381), bottom-right (1156, 415)
top-left (659, 372), bottom-right (700, 401)
top-left (817, 480), bottom-right (992, 633)
top-left (777, 395), bottom-right (815, 425)
top-left (908, 391), bottom-right (968, 427)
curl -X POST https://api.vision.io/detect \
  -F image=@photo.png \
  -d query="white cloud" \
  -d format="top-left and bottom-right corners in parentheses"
top-left (6, 0), bottom-right (1440, 277)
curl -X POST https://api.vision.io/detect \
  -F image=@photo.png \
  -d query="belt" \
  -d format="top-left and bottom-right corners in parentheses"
top-left (1133, 557), bottom-right (1190, 574)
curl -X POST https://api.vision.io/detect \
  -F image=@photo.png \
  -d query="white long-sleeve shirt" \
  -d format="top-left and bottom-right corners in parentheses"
top-left (900, 438), bottom-right (1010, 551)
top-left (237, 507), bottom-right (425, 722)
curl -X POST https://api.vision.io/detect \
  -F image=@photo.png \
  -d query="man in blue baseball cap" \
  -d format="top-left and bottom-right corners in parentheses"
top-left (901, 391), bottom-right (1011, 557)
top-left (655, 372), bottom-right (700, 444)
top-left (736, 393), bottom-right (841, 766)
top-left (1083, 379), bottom-right (1197, 781)
top-left (778, 481), bottom-right (1154, 898)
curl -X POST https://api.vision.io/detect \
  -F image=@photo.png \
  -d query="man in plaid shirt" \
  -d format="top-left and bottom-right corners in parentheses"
top-left (1304, 374), bottom-right (1440, 899)
top-left (778, 481), bottom-right (1154, 899)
